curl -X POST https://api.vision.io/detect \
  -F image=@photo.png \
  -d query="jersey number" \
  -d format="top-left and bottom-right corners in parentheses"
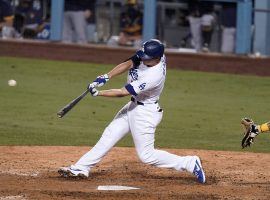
top-left (139, 83), bottom-right (146, 90)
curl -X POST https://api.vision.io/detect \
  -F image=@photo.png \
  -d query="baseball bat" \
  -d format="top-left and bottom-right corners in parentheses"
top-left (57, 89), bottom-right (89, 118)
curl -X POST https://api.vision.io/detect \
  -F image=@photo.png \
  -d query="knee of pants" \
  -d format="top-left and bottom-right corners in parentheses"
top-left (137, 150), bottom-right (156, 165)
top-left (101, 127), bottom-right (115, 141)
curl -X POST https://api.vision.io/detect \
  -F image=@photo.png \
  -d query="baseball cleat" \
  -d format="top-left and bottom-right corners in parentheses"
top-left (192, 156), bottom-right (206, 184)
top-left (58, 167), bottom-right (88, 178)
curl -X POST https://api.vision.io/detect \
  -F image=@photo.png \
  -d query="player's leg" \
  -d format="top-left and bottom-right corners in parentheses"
top-left (59, 103), bottom-right (131, 177)
top-left (62, 11), bottom-right (73, 43)
top-left (71, 11), bottom-right (87, 44)
top-left (189, 18), bottom-right (202, 51)
top-left (221, 27), bottom-right (236, 53)
top-left (129, 104), bottom-right (205, 183)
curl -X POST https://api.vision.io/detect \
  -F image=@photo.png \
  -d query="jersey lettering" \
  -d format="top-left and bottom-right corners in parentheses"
top-left (129, 68), bottom-right (138, 81)
top-left (126, 55), bottom-right (166, 103)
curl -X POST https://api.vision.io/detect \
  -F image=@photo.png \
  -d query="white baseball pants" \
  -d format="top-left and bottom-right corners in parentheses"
top-left (62, 11), bottom-right (87, 44)
top-left (221, 27), bottom-right (236, 53)
top-left (72, 101), bottom-right (196, 174)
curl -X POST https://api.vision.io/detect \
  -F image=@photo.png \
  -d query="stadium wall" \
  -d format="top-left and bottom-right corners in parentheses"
top-left (0, 39), bottom-right (269, 76)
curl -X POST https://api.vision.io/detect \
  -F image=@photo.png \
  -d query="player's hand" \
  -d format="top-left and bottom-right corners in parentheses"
top-left (87, 83), bottom-right (99, 97)
top-left (241, 117), bottom-right (260, 148)
top-left (93, 74), bottom-right (109, 87)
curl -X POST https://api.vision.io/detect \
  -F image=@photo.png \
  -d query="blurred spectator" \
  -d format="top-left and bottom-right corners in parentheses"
top-left (62, 0), bottom-right (96, 44)
top-left (118, 0), bottom-right (143, 47)
top-left (86, 1), bottom-right (97, 43)
top-left (221, 3), bottom-right (236, 54)
top-left (179, 32), bottom-right (191, 48)
top-left (0, 0), bottom-right (15, 38)
top-left (201, 4), bottom-right (215, 52)
top-left (186, 1), bottom-right (202, 51)
top-left (14, 0), bottom-right (49, 39)
top-left (36, 14), bottom-right (50, 40)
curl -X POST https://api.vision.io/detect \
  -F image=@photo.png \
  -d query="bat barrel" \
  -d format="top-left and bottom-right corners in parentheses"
top-left (57, 89), bottom-right (89, 118)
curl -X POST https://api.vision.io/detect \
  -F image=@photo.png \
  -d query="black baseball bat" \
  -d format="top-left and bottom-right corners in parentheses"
top-left (57, 89), bottom-right (89, 118)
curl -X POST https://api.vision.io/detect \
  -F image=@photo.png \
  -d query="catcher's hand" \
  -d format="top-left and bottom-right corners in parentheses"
top-left (241, 117), bottom-right (259, 148)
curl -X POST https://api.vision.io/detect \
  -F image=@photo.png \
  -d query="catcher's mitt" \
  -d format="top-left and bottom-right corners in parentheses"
top-left (241, 117), bottom-right (259, 148)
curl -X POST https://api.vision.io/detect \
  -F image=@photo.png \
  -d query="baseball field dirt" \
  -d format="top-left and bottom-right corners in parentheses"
top-left (0, 146), bottom-right (270, 200)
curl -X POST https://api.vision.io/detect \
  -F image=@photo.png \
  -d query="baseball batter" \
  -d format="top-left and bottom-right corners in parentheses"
top-left (59, 39), bottom-right (206, 183)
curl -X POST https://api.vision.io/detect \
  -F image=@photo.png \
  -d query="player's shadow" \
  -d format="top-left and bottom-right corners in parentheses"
top-left (129, 171), bottom-right (218, 185)
top-left (52, 168), bottom-right (218, 185)
top-left (236, 181), bottom-right (270, 186)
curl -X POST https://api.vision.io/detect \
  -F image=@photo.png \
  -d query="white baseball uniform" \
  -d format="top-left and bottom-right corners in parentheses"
top-left (70, 55), bottom-right (198, 175)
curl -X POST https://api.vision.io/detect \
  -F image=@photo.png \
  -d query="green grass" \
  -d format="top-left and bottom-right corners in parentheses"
top-left (0, 56), bottom-right (269, 152)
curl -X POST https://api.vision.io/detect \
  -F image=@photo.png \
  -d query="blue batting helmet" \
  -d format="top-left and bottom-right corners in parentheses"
top-left (136, 39), bottom-right (164, 60)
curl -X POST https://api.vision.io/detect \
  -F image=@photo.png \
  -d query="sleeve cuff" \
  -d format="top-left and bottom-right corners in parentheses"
top-left (125, 84), bottom-right (137, 96)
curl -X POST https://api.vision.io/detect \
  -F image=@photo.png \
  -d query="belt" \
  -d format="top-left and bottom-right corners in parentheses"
top-left (131, 97), bottom-right (158, 106)
top-left (131, 97), bottom-right (144, 105)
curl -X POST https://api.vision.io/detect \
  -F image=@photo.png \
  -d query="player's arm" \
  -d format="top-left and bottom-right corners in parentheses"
top-left (89, 77), bottom-right (157, 98)
top-left (89, 76), bottom-right (148, 98)
top-left (241, 118), bottom-right (270, 149)
top-left (88, 86), bottom-right (130, 97)
top-left (98, 87), bottom-right (130, 97)
top-left (91, 55), bottom-right (140, 87)
top-left (107, 60), bottom-right (133, 79)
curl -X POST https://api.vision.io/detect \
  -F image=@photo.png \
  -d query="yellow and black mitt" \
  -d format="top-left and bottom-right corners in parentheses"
top-left (241, 117), bottom-right (259, 148)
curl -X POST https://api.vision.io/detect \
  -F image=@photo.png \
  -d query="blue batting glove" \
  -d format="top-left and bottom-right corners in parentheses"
top-left (93, 74), bottom-right (109, 87)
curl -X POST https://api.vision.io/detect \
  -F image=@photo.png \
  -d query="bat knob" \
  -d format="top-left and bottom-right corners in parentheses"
top-left (57, 111), bottom-right (64, 118)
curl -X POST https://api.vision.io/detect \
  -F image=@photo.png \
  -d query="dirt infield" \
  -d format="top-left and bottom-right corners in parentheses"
top-left (0, 146), bottom-right (270, 200)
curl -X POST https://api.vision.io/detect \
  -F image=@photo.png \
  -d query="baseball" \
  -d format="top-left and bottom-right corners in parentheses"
top-left (8, 79), bottom-right (17, 87)
top-left (254, 52), bottom-right (261, 58)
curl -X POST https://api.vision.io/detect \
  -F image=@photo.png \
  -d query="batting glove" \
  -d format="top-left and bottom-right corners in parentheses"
top-left (93, 74), bottom-right (109, 87)
top-left (87, 84), bottom-right (99, 97)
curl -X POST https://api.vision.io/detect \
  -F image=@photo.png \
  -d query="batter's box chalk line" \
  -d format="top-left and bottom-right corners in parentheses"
top-left (0, 195), bottom-right (26, 200)
top-left (0, 170), bottom-right (39, 177)
top-left (97, 185), bottom-right (140, 191)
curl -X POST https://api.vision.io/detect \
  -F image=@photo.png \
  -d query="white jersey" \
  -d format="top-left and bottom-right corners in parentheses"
top-left (201, 14), bottom-right (215, 26)
top-left (125, 55), bottom-right (166, 104)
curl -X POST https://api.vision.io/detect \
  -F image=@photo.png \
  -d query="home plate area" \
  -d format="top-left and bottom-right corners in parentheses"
top-left (97, 185), bottom-right (140, 191)
top-left (0, 146), bottom-right (270, 199)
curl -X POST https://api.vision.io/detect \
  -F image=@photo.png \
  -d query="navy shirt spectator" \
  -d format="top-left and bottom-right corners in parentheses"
top-left (221, 3), bottom-right (236, 28)
top-left (221, 3), bottom-right (237, 53)
top-left (0, 0), bottom-right (14, 38)
top-left (16, 0), bottom-right (43, 27)
top-left (14, 0), bottom-right (47, 39)
top-left (0, 0), bottom-right (13, 23)
top-left (118, 0), bottom-right (143, 47)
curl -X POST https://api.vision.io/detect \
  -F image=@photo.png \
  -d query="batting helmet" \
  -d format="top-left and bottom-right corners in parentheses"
top-left (136, 39), bottom-right (164, 60)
